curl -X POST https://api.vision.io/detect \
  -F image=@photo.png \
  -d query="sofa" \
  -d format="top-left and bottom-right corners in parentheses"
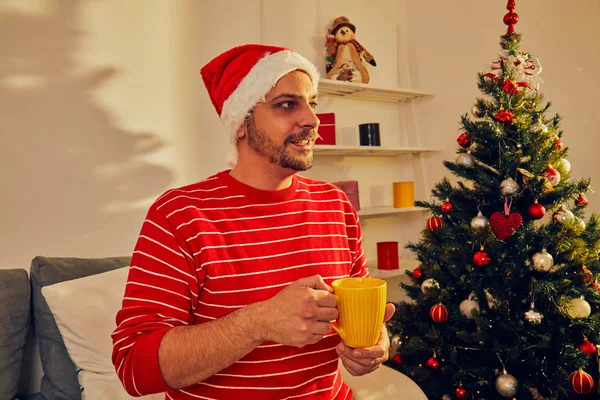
top-left (2, 256), bottom-right (426, 400)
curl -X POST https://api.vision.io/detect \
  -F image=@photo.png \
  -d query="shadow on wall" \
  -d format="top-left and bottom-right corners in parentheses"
top-left (0, 0), bottom-right (172, 267)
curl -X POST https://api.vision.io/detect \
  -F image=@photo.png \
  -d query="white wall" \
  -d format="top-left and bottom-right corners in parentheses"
top-left (2, 0), bottom-right (599, 267)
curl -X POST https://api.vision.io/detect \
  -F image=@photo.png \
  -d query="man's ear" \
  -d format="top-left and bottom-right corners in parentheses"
top-left (236, 125), bottom-right (246, 140)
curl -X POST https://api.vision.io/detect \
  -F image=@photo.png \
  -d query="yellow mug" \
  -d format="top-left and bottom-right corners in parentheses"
top-left (331, 277), bottom-right (387, 348)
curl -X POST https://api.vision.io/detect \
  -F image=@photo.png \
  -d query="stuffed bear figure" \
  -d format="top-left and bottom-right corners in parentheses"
top-left (325, 16), bottom-right (376, 84)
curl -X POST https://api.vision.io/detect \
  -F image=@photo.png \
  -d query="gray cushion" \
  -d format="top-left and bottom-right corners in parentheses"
top-left (0, 269), bottom-right (30, 400)
top-left (30, 256), bottom-right (131, 400)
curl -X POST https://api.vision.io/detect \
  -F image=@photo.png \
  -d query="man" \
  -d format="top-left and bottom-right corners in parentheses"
top-left (112, 44), bottom-right (394, 399)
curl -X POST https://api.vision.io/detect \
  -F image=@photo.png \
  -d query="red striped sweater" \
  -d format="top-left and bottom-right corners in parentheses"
top-left (112, 170), bottom-right (368, 399)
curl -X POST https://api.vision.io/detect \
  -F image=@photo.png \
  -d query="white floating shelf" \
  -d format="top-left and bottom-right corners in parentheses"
top-left (369, 258), bottom-right (420, 279)
top-left (318, 79), bottom-right (433, 102)
top-left (313, 145), bottom-right (440, 157)
top-left (358, 206), bottom-right (428, 218)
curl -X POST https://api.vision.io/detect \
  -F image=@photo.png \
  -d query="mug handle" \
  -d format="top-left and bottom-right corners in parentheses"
top-left (331, 293), bottom-right (345, 341)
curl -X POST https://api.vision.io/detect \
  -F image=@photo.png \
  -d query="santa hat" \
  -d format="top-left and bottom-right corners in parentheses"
top-left (200, 44), bottom-right (320, 163)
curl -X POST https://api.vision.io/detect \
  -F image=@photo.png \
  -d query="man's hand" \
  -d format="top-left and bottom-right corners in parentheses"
top-left (257, 275), bottom-right (339, 347)
top-left (336, 303), bottom-right (395, 376)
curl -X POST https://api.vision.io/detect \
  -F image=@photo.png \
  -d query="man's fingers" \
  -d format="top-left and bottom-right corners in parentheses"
top-left (311, 275), bottom-right (333, 292)
top-left (315, 290), bottom-right (337, 307)
top-left (313, 321), bottom-right (334, 336)
top-left (383, 303), bottom-right (395, 323)
top-left (293, 275), bottom-right (334, 293)
top-left (315, 306), bottom-right (338, 322)
top-left (338, 352), bottom-right (379, 376)
top-left (342, 344), bottom-right (385, 361)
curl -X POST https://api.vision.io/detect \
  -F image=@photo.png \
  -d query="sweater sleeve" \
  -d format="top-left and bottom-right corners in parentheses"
top-left (111, 202), bottom-right (200, 396)
top-left (348, 210), bottom-right (369, 278)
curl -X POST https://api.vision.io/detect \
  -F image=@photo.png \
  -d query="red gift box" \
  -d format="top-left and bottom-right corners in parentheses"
top-left (377, 242), bottom-right (399, 270)
top-left (316, 113), bottom-right (336, 145)
top-left (332, 180), bottom-right (360, 211)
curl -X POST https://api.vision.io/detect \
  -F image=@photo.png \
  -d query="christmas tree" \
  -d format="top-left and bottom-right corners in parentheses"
top-left (386, 2), bottom-right (600, 399)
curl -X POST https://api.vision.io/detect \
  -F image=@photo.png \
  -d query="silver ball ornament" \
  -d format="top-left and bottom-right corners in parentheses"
top-left (470, 212), bottom-right (489, 231)
top-left (459, 294), bottom-right (480, 319)
top-left (456, 152), bottom-right (475, 168)
top-left (553, 205), bottom-right (574, 223)
top-left (532, 249), bottom-right (554, 272)
top-left (500, 178), bottom-right (519, 196)
top-left (495, 370), bottom-right (518, 397)
top-left (523, 302), bottom-right (544, 325)
top-left (421, 278), bottom-right (440, 294)
top-left (532, 121), bottom-right (549, 133)
top-left (566, 296), bottom-right (591, 319)
top-left (391, 335), bottom-right (402, 351)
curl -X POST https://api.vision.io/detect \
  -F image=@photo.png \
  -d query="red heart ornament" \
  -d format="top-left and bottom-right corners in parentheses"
top-left (489, 211), bottom-right (523, 241)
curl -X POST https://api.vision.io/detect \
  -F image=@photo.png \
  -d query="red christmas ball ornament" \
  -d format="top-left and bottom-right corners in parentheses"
top-left (527, 200), bottom-right (546, 220)
top-left (427, 215), bottom-right (444, 231)
top-left (577, 338), bottom-right (597, 356)
top-left (582, 265), bottom-right (593, 283)
top-left (576, 193), bottom-right (589, 207)
top-left (592, 281), bottom-right (600, 293)
top-left (441, 199), bottom-right (454, 214)
top-left (430, 303), bottom-right (449, 323)
top-left (391, 353), bottom-right (404, 365)
top-left (457, 132), bottom-right (471, 149)
top-left (569, 369), bottom-right (594, 394)
top-left (425, 356), bottom-right (439, 369)
top-left (555, 137), bottom-right (564, 150)
top-left (495, 109), bottom-right (514, 124)
top-left (412, 268), bottom-right (423, 279)
top-left (473, 248), bottom-right (491, 267)
top-left (455, 384), bottom-right (467, 399)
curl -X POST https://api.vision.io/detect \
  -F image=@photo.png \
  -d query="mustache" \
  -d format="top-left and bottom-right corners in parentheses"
top-left (285, 129), bottom-right (318, 144)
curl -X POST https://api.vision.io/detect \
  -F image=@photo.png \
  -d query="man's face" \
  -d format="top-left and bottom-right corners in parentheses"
top-left (245, 71), bottom-right (319, 172)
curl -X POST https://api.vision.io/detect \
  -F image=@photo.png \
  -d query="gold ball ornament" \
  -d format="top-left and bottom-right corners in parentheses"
top-left (470, 211), bottom-right (489, 231)
top-left (495, 370), bottom-right (518, 397)
top-left (532, 249), bottom-right (554, 272)
top-left (566, 296), bottom-right (591, 319)
top-left (421, 278), bottom-right (440, 294)
top-left (558, 158), bottom-right (571, 173)
top-left (500, 178), bottom-right (519, 196)
top-left (456, 152), bottom-right (475, 168)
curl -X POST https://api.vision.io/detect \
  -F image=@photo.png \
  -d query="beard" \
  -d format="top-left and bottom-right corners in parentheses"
top-left (245, 117), bottom-right (315, 171)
